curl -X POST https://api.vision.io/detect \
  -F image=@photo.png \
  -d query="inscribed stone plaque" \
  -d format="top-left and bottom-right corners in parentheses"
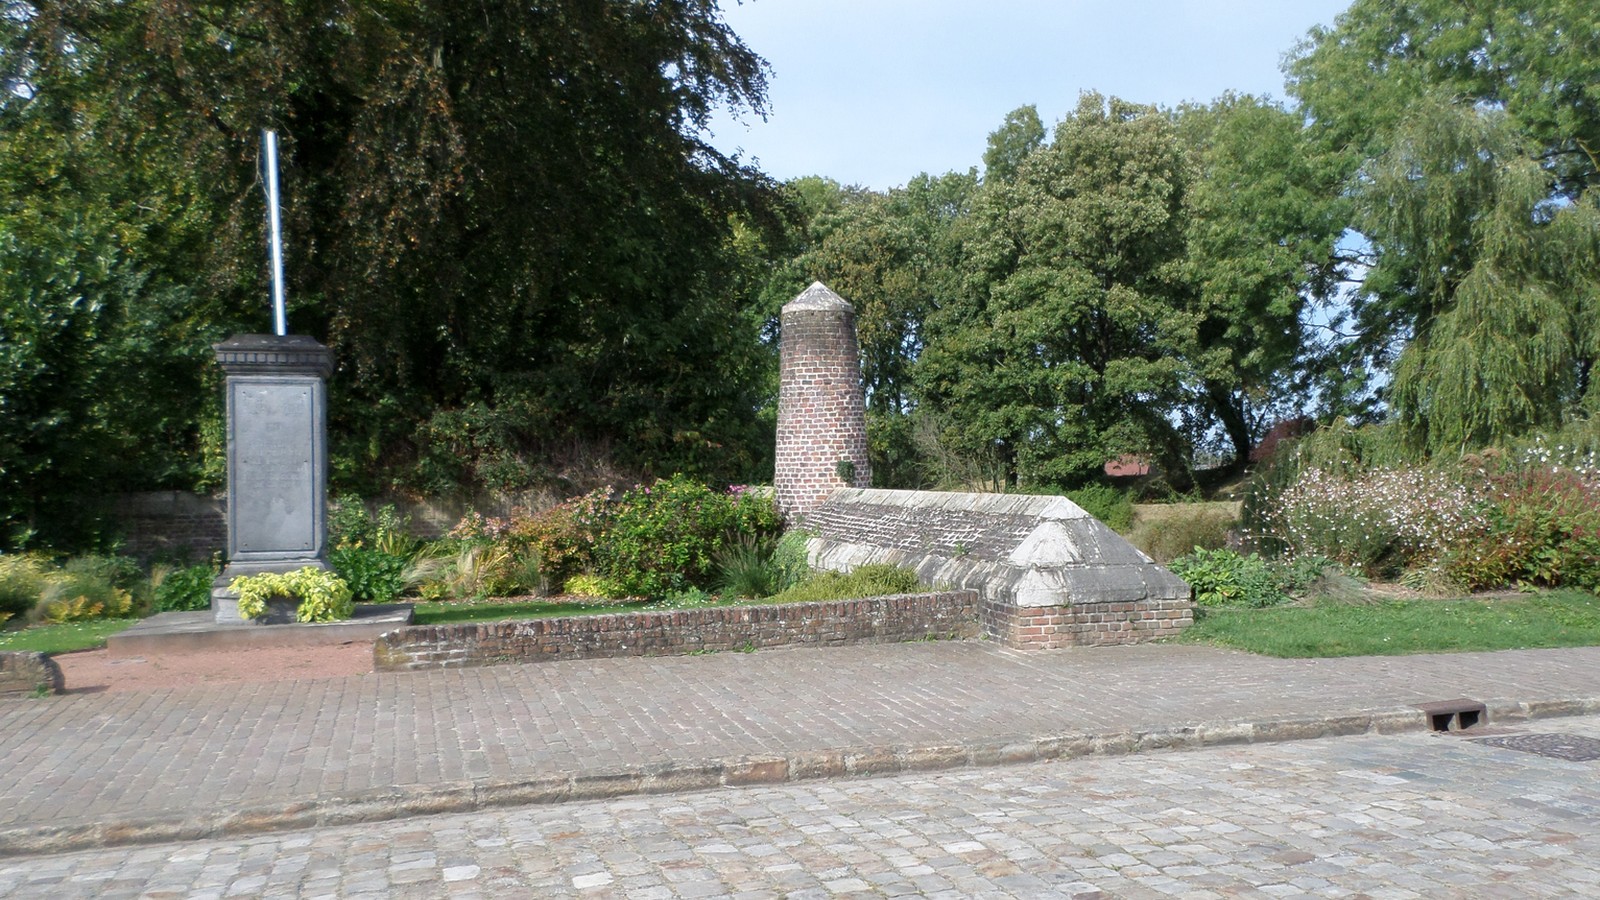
top-left (230, 379), bottom-right (319, 555)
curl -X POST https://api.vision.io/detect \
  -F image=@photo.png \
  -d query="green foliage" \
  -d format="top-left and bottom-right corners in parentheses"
top-left (768, 564), bottom-right (926, 605)
top-left (152, 564), bottom-right (216, 613)
top-left (329, 501), bottom-right (418, 557)
top-left (329, 547), bottom-right (413, 605)
top-left (918, 94), bottom-right (1195, 487)
top-left (714, 537), bottom-right (779, 599)
top-left (0, 554), bottom-right (49, 621)
top-left (1129, 506), bottom-right (1236, 564)
top-left (229, 568), bottom-right (353, 623)
top-left (982, 105), bottom-right (1046, 184)
top-left (656, 587), bottom-right (716, 610)
top-left (37, 569), bottom-right (134, 624)
top-left (590, 477), bottom-right (781, 598)
top-left (1442, 451), bottom-right (1600, 593)
top-left (421, 542), bottom-right (542, 603)
top-left (1168, 549), bottom-right (1288, 609)
top-left (1288, 0), bottom-right (1600, 444)
top-left (1064, 484), bottom-right (1134, 533)
top-left (4, 0), bottom-right (780, 518)
top-left (1171, 94), bottom-right (1344, 462)
top-left (563, 574), bottom-right (627, 600)
top-left (771, 530), bottom-right (813, 595)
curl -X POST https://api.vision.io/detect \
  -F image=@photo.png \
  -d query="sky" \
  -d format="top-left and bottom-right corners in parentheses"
top-left (707, 0), bottom-right (1355, 190)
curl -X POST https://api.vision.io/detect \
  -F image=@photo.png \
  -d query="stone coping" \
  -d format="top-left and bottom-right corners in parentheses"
top-left (106, 604), bottom-right (414, 657)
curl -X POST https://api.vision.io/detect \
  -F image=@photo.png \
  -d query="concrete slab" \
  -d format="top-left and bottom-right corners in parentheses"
top-left (105, 604), bottom-right (413, 657)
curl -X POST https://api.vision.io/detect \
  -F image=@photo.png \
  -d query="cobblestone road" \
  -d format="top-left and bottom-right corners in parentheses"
top-left (6, 715), bottom-right (1597, 899)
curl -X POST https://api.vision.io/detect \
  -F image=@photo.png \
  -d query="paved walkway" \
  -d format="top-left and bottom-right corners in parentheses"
top-left (3, 642), bottom-right (1600, 856)
top-left (8, 715), bottom-right (1600, 898)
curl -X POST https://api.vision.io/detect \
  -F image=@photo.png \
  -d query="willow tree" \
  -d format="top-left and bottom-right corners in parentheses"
top-left (1288, 0), bottom-right (1600, 453)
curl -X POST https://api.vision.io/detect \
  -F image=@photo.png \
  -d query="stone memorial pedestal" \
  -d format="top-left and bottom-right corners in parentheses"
top-left (210, 334), bottom-right (333, 624)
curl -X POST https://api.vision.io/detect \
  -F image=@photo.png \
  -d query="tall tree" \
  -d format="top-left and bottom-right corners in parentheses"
top-left (918, 94), bottom-right (1193, 488)
top-left (2, 0), bottom-right (779, 540)
top-left (1288, 0), bottom-right (1600, 451)
top-left (982, 105), bottom-right (1045, 185)
top-left (1172, 94), bottom-right (1345, 467)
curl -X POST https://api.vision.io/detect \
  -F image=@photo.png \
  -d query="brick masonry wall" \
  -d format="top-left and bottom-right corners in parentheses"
top-left (374, 591), bottom-right (979, 671)
top-left (113, 492), bottom-right (227, 562)
top-left (776, 298), bottom-right (871, 521)
top-left (980, 596), bottom-right (1194, 649)
top-left (0, 652), bottom-right (64, 698)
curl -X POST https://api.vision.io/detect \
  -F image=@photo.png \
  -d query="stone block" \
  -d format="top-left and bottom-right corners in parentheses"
top-left (0, 651), bottom-right (64, 698)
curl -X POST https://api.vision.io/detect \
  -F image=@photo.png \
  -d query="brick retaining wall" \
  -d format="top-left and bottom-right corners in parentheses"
top-left (374, 591), bottom-right (979, 671)
top-left (981, 597), bottom-right (1194, 649)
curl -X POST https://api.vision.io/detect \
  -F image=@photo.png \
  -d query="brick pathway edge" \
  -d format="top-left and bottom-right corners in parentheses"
top-left (6, 695), bottom-right (1597, 858)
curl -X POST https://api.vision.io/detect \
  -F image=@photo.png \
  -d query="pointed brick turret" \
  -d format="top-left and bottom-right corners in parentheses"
top-left (776, 282), bottom-right (871, 521)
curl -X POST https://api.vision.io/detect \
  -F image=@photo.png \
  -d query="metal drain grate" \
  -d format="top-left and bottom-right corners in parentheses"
top-left (1469, 733), bottom-right (1600, 762)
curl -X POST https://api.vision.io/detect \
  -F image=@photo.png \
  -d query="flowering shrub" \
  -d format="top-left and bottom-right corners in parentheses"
top-left (1250, 466), bottom-right (1484, 577)
top-left (1444, 446), bottom-right (1600, 592)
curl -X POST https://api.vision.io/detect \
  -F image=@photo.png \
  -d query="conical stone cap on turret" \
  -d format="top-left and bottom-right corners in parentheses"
top-left (784, 281), bottom-right (855, 313)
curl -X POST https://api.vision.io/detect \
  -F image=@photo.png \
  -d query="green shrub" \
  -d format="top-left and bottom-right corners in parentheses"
top-left (771, 529), bottom-right (813, 594)
top-left (656, 586), bottom-right (715, 609)
top-left (500, 497), bottom-right (605, 590)
top-left (1169, 549), bottom-right (1288, 609)
top-left (1129, 506), bottom-right (1236, 563)
top-left (439, 479), bottom-right (781, 600)
top-left (563, 573), bottom-right (627, 599)
top-left (330, 500), bottom-right (421, 557)
top-left (0, 554), bottom-right (49, 622)
top-left (153, 563), bottom-right (217, 612)
top-left (590, 477), bottom-right (780, 597)
top-left (1065, 484), bottom-right (1134, 532)
top-left (714, 536), bottom-right (778, 599)
top-left (330, 547), bottom-right (413, 603)
top-left (768, 564), bottom-right (925, 604)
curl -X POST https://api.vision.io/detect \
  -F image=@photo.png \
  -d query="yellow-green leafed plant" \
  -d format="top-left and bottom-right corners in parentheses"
top-left (229, 567), bottom-right (354, 623)
top-left (40, 589), bottom-right (134, 624)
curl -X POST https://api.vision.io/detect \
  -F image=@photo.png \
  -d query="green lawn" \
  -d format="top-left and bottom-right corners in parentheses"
top-left (0, 618), bottom-right (140, 655)
top-left (1180, 590), bottom-right (1600, 657)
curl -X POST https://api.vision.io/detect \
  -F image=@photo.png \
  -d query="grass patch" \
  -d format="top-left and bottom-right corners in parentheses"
top-left (0, 619), bottom-right (139, 655)
top-left (1180, 590), bottom-right (1600, 657)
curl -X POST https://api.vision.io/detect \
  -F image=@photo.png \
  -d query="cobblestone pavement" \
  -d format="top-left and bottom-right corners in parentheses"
top-left (5, 714), bottom-right (1598, 898)
top-left (4, 642), bottom-right (1600, 853)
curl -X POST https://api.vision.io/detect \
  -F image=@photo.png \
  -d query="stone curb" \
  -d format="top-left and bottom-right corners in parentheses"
top-left (4, 696), bottom-right (1597, 858)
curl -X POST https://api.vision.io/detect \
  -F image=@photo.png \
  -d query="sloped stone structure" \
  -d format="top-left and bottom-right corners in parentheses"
top-left (775, 282), bottom-right (871, 521)
top-left (804, 488), bottom-right (1192, 648)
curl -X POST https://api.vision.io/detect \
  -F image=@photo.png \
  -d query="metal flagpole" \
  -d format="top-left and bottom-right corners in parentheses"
top-left (263, 129), bottom-right (288, 336)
